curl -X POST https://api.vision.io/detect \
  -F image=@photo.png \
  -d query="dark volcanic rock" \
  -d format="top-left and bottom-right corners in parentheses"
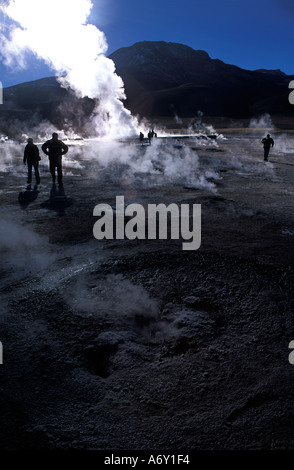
top-left (1, 77), bottom-right (96, 138)
top-left (109, 41), bottom-right (294, 119)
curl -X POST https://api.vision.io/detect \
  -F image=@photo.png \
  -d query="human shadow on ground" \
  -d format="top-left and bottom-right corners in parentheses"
top-left (18, 186), bottom-right (39, 209)
top-left (40, 184), bottom-right (74, 215)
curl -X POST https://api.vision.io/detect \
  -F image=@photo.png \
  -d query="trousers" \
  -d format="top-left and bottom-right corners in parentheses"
top-left (27, 162), bottom-right (40, 185)
top-left (264, 147), bottom-right (270, 161)
top-left (49, 156), bottom-right (63, 185)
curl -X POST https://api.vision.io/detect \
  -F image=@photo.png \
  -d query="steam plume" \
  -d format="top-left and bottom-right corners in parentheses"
top-left (0, 0), bottom-right (138, 138)
top-left (249, 113), bottom-right (274, 130)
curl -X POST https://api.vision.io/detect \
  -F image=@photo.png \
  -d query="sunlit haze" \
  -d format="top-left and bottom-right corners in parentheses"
top-left (0, 0), bottom-right (138, 138)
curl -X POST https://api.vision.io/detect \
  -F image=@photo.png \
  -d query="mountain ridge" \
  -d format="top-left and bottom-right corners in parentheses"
top-left (0, 41), bottom-right (293, 136)
top-left (108, 41), bottom-right (294, 119)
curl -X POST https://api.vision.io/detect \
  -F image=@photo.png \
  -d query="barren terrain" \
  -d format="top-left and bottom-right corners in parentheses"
top-left (0, 126), bottom-right (294, 450)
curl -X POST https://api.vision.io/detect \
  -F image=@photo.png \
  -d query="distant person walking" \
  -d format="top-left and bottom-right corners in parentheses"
top-left (148, 130), bottom-right (153, 144)
top-left (23, 137), bottom-right (41, 189)
top-left (261, 133), bottom-right (274, 161)
top-left (42, 132), bottom-right (68, 187)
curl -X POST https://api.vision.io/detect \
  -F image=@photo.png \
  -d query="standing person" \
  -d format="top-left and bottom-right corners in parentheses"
top-left (41, 132), bottom-right (68, 187)
top-left (261, 133), bottom-right (274, 161)
top-left (23, 137), bottom-right (41, 189)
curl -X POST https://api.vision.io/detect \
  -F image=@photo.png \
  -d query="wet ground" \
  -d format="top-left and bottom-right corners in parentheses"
top-left (0, 129), bottom-right (294, 450)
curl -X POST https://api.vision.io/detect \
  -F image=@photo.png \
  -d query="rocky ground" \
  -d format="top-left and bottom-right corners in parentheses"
top-left (0, 128), bottom-right (294, 451)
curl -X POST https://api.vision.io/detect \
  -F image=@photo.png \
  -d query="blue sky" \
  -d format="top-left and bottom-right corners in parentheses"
top-left (0, 0), bottom-right (293, 87)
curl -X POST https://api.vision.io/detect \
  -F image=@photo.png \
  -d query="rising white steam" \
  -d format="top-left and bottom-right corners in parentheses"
top-left (249, 113), bottom-right (274, 129)
top-left (0, 0), bottom-right (138, 138)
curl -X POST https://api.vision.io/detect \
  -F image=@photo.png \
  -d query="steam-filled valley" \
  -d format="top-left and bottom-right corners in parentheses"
top-left (0, 123), bottom-right (294, 450)
top-left (0, 0), bottom-right (294, 452)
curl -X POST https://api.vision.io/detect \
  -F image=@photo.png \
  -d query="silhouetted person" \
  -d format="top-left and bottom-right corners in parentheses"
top-left (261, 133), bottom-right (274, 161)
top-left (139, 132), bottom-right (144, 143)
top-left (148, 130), bottom-right (153, 144)
top-left (23, 138), bottom-right (41, 189)
top-left (42, 132), bottom-right (68, 186)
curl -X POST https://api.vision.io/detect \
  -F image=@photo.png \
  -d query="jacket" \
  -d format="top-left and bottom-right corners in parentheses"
top-left (23, 144), bottom-right (40, 164)
top-left (41, 138), bottom-right (69, 159)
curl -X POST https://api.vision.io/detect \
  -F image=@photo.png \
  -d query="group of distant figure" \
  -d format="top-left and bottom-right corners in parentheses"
top-left (23, 132), bottom-right (68, 189)
top-left (23, 129), bottom-right (275, 189)
top-left (25, 128), bottom-right (160, 188)
top-left (139, 129), bottom-right (274, 161)
top-left (139, 129), bottom-right (157, 145)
